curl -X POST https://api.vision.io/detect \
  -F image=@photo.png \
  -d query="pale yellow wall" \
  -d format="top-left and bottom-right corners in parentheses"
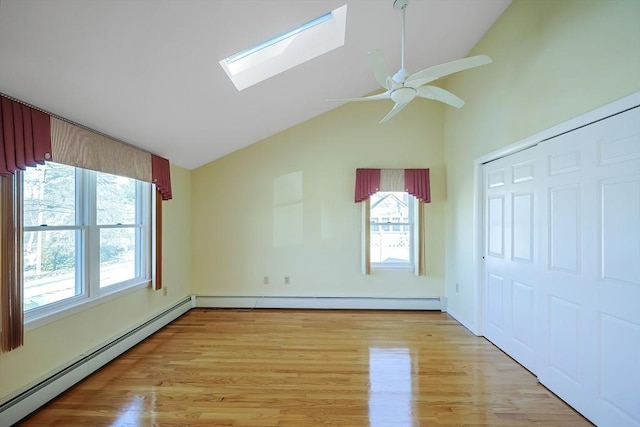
top-left (442, 0), bottom-right (640, 327)
top-left (192, 100), bottom-right (446, 298)
top-left (0, 164), bottom-right (192, 401)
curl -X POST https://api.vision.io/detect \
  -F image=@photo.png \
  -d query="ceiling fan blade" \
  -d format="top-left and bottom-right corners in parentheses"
top-left (406, 55), bottom-right (492, 88)
top-left (380, 101), bottom-right (409, 123)
top-left (368, 49), bottom-right (392, 89)
top-left (328, 92), bottom-right (391, 102)
top-left (416, 86), bottom-right (465, 108)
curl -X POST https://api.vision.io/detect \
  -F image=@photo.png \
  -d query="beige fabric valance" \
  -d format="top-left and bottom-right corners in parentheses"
top-left (379, 169), bottom-right (405, 192)
top-left (51, 118), bottom-right (152, 182)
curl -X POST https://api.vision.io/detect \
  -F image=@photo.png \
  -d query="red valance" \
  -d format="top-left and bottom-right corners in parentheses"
top-left (1, 95), bottom-right (173, 200)
top-left (354, 168), bottom-right (381, 202)
top-left (405, 169), bottom-right (431, 203)
top-left (0, 96), bottom-right (52, 176)
top-left (355, 168), bottom-right (430, 203)
top-left (152, 154), bottom-right (172, 200)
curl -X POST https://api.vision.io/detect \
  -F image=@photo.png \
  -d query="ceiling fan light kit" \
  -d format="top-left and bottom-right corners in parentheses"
top-left (330, 0), bottom-right (492, 123)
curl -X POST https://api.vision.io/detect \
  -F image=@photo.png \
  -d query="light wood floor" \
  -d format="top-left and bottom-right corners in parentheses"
top-left (20, 309), bottom-right (592, 426)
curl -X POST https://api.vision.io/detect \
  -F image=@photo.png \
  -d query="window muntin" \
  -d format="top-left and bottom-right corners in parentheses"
top-left (22, 162), bottom-right (151, 316)
top-left (370, 192), bottom-right (415, 267)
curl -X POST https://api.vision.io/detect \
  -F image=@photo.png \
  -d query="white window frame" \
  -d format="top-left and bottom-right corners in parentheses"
top-left (365, 191), bottom-right (419, 272)
top-left (22, 163), bottom-right (152, 327)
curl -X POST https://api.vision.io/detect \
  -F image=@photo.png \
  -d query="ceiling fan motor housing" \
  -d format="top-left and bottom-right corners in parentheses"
top-left (391, 87), bottom-right (417, 104)
top-left (393, 0), bottom-right (409, 11)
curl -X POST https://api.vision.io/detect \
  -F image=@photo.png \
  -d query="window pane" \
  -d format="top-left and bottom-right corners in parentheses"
top-left (100, 228), bottom-right (136, 288)
top-left (97, 172), bottom-right (136, 225)
top-left (370, 227), bottom-right (411, 263)
top-left (370, 192), bottom-right (412, 264)
top-left (23, 162), bottom-right (76, 226)
top-left (24, 230), bottom-right (79, 310)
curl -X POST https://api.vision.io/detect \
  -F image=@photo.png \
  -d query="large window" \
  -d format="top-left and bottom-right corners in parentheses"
top-left (23, 162), bottom-right (151, 318)
top-left (369, 192), bottom-right (415, 268)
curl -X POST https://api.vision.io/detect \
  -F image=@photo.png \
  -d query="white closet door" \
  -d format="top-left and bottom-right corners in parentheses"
top-left (482, 147), bottom-right (539, 373)
top-left (537, 106), bottom-right (640, 427)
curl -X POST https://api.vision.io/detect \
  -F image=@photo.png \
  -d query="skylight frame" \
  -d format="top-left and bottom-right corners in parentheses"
top-left (224, 11), bottom-right (333, 65)
top-left (219, 5), bottom-right (347, 91)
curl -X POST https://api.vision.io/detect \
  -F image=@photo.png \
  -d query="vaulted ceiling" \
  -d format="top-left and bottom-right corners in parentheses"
top-left (0, 0), bottom-right (511, 169)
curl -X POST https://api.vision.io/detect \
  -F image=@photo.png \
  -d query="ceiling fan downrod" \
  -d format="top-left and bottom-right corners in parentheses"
top-left (393, 0), bottom-right (409, 83)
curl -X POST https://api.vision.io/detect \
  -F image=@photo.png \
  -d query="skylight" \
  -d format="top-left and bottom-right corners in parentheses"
top-left (219, 5), bottom-right (347, 91)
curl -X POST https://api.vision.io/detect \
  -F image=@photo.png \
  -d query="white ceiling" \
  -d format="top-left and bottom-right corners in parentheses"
top-left (0, 0), bottom-right (511, 170)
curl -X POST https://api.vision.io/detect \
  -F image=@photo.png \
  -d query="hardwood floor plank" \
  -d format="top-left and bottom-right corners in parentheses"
top-left (19, 309), bottom-right (592, 426)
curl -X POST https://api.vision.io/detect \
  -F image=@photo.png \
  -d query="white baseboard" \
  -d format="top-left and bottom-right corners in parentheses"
top-left (195, 295), bottom-right (443, 311)
top-left (0, 296), bottom-right (193, 427)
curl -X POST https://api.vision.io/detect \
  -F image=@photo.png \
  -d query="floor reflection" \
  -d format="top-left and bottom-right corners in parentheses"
top-left (369, 347), bottom-right (413, 427)
top-left (110, 393), bottom-right (155, 427)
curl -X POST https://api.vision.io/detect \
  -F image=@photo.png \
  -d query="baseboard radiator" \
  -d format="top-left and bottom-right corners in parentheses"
top-left (195, 296), bottom-right (445, 311)
top-left (0, 296), bottom-right (193, 427)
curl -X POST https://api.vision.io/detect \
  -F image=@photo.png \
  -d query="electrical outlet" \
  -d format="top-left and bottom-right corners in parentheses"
top-left (284, 275), bottom-right (290, 285)
top-left (455, 282), bottom-right (459, 292)
top-left (163, 286), bottom-right (168, 296)
top-left (263, 275), bottom-right (270, 285)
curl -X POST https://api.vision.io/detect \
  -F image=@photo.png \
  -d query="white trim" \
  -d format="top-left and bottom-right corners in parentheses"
top-left (0, 297), bottom-right (192, 427)
top-left (471, 92), bottom-right (640, 336)
top-left (24, 280), bottom-right (151, 331)
top-left (195, 295), bottom-right (443, 311)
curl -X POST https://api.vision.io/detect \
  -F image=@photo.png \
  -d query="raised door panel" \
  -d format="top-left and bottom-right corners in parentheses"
top-left (488, 195), bottom-right (505, 259)
top-left (512, 192), bottom-right (534, 263)
top-left (599, 313), bottom-right (640, 424)
top-left (549, 186), bottom-right (581, 273)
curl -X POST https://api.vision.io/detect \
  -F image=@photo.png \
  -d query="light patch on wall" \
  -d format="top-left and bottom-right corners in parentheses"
top-left (321, 201), bottom-right (333, 241)
top-left (219, 5), bottom-right (347, 91)
top-left (273, 171), bottom-right (303, 248)
top-left (273, 171), bottom-right (303, 204)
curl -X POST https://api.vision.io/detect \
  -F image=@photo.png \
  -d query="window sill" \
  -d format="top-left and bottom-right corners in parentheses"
top-left (24, 280), bottom-right (152, 332)
top-left (371, 264), bottom-right (415, 272)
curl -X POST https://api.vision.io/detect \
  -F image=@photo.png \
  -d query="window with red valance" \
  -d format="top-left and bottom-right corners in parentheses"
top-left (1, 94), bottom-right (172, 352)
top-left (354, 168), bottom-right (430, 276)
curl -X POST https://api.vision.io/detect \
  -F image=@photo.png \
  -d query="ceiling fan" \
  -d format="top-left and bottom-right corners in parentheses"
top-left (330, 0), bottom-right (492, 123)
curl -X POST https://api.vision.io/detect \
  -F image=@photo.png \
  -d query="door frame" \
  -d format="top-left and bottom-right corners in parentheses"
top-left (469, 92), bottom-right (640, 336)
